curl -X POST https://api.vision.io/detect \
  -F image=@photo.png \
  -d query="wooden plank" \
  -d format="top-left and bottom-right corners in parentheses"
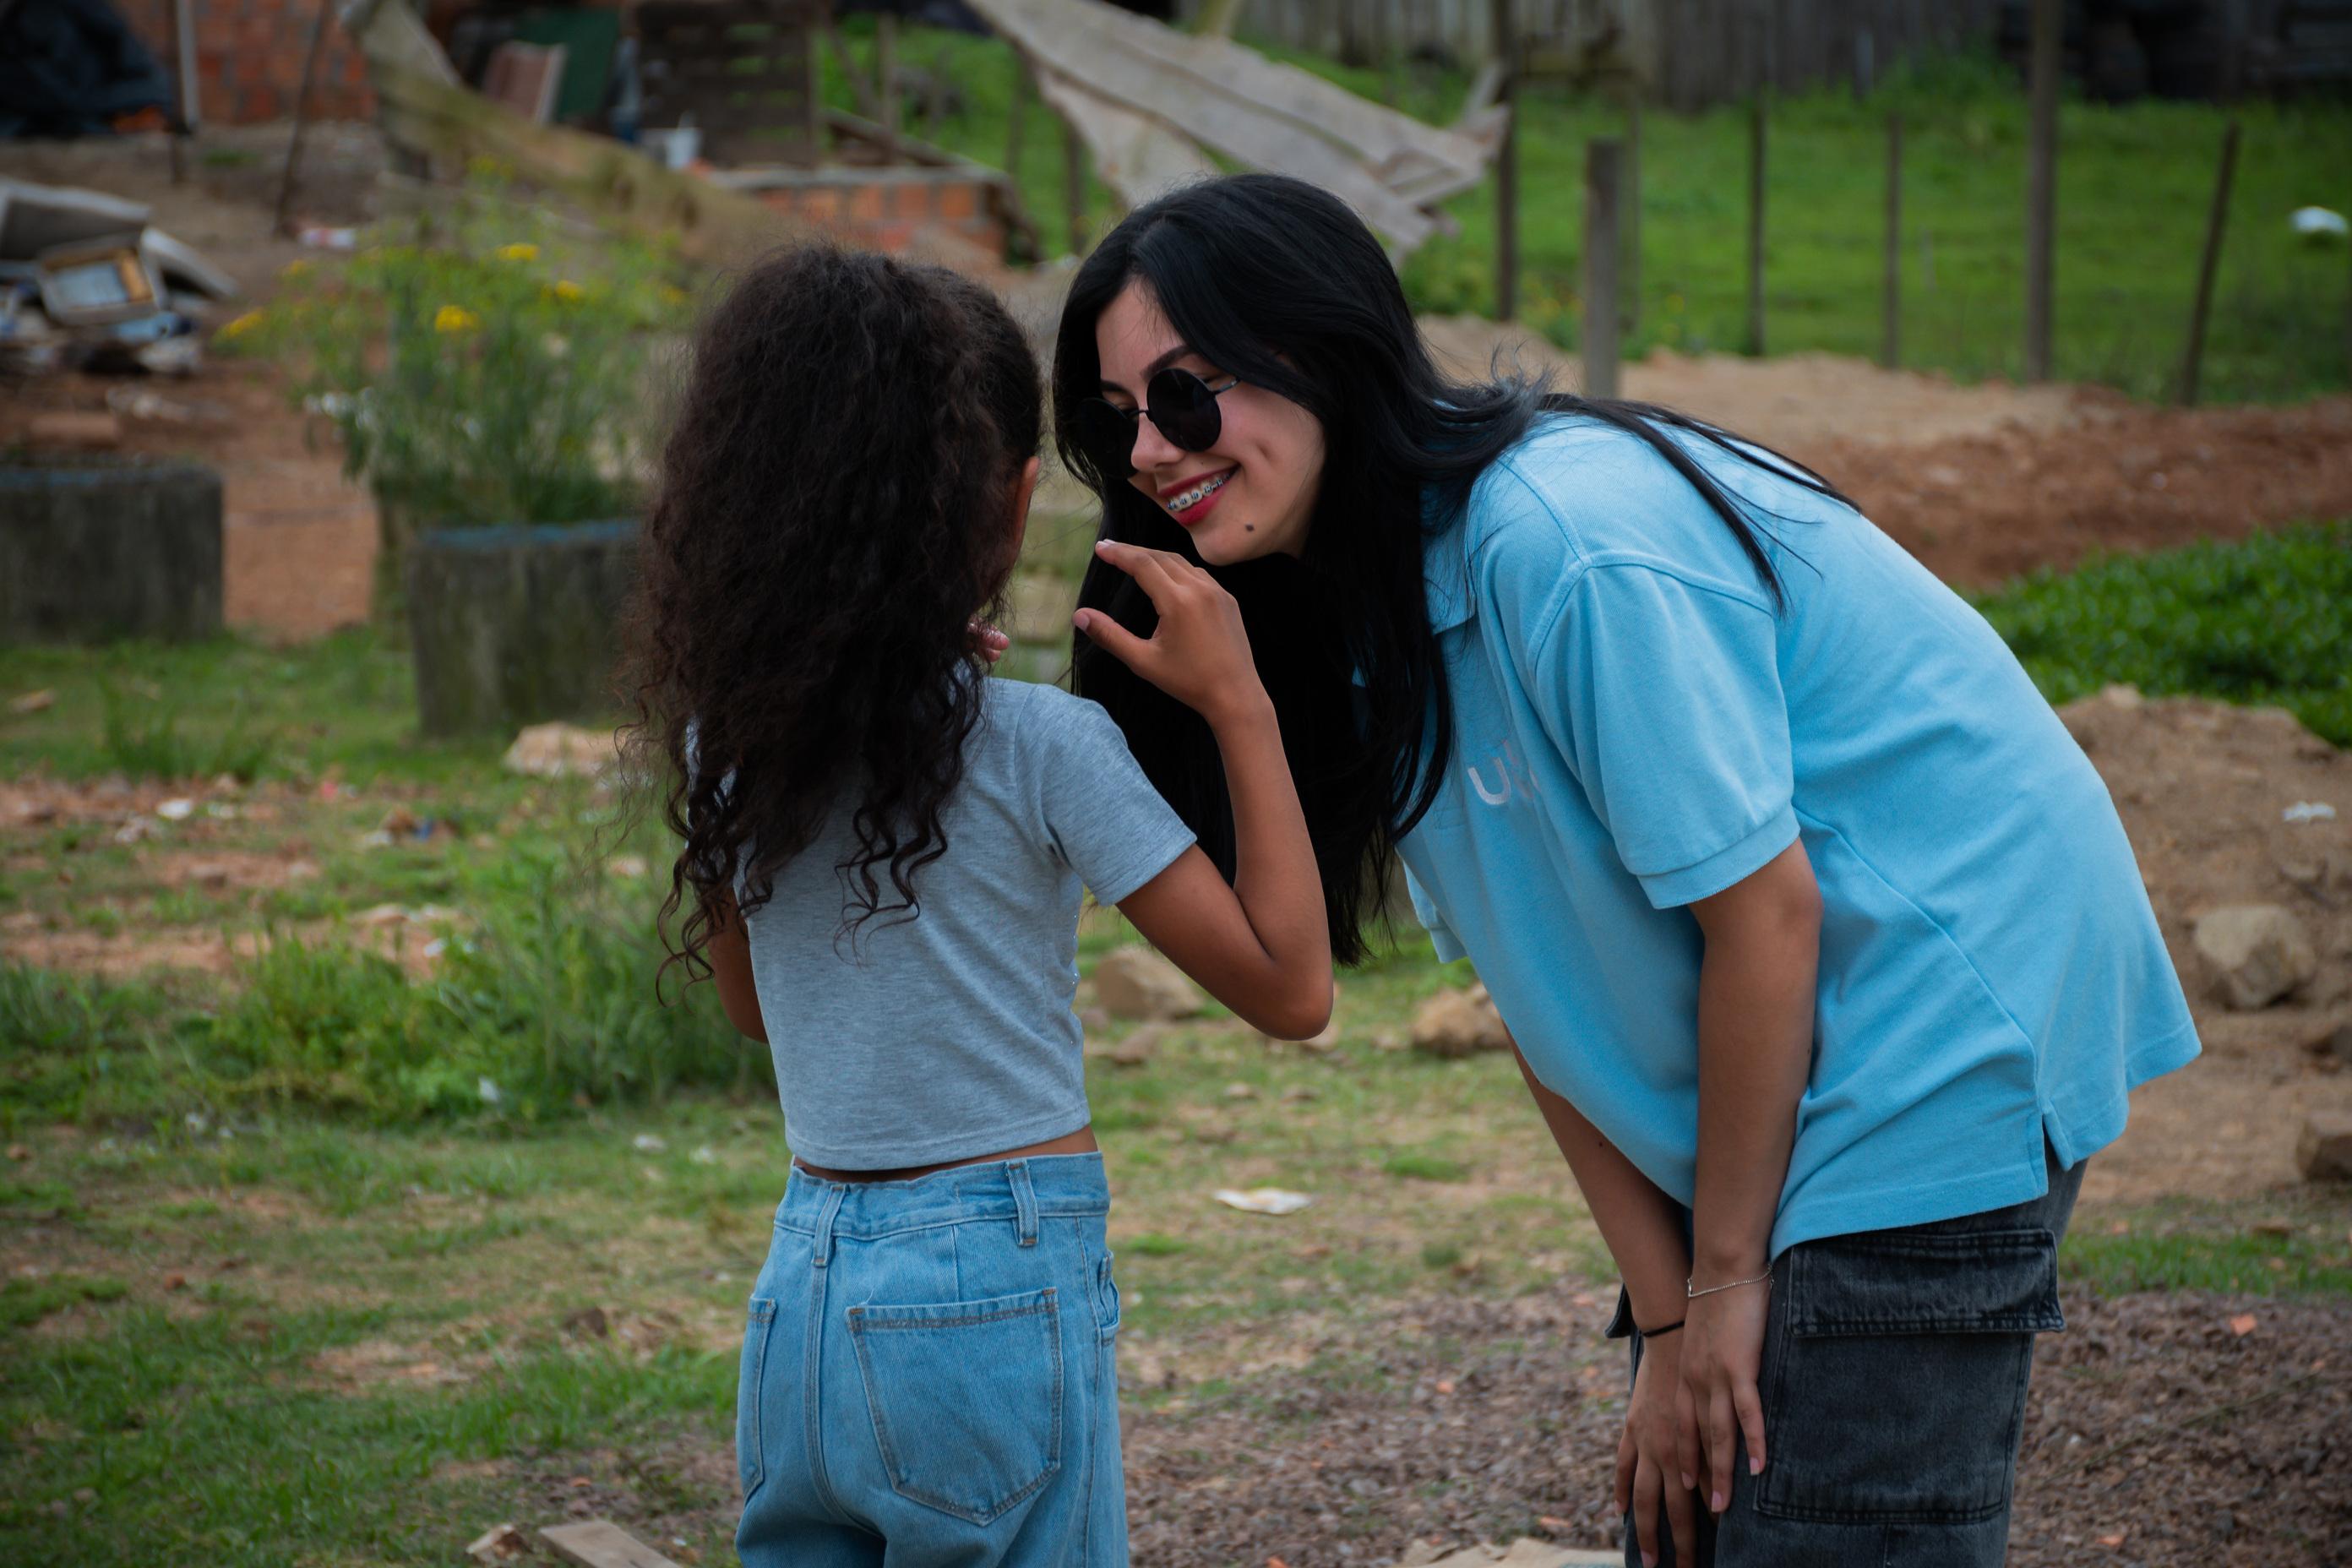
top-left (539, 1521), bottom-right (684, 1568)
top-left (971, 0), bottom-right (1487, 182)
top-left (967, 0), bottom-right (1445, 248)
top-left (1032, 64), bottom-right (1217, 209)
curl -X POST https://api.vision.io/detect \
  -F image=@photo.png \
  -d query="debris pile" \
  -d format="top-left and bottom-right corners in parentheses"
top-left (0, 177), bottom-right (240, 376)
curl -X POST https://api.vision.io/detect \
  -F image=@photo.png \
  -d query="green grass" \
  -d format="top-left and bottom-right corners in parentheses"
top-left (815, 25), bottom-right (2351, 404)
top-left (0, 628), bottom-right (486, 789)
top-left (1972, 520), bottom-right (2352, 744)
top-left (3, 518), bottom-right (2349, 1565)
top-left (2061, 1194), bottom-right (2352, 1298)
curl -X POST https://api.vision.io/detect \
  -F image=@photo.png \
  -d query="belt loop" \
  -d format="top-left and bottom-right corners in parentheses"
top-left (810, 1183), bottom-right (847, 1268)
top-left (1008, 1159), bottom-right (1038, 1248)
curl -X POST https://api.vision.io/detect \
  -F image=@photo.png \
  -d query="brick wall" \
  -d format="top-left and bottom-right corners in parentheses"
top-left (743, 168), bottom-right (1008, 259)
top-left (117, 0), bottom-right (376, 126)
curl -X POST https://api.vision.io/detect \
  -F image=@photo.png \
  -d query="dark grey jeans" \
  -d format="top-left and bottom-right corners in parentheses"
top-left (1614, 1143), bottom-right (2083, 1567)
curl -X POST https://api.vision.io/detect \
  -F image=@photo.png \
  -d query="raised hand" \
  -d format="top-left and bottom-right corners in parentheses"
top-left (1074, 539), bottom-right (1266, 728)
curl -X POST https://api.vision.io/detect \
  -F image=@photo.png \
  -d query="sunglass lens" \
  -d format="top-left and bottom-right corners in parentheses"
top-left (1075, 398), bottom-right (1136, 477)
top-left (1146, 368), bottom-right (1222, 452)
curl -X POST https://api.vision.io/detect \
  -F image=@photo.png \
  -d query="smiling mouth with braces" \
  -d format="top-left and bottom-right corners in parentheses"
top-left (1166, 470), bottom-right (1232, 514)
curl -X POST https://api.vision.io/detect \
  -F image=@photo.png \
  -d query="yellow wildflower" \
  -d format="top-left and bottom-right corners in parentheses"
top-left (434, 304), bottom-right (482, 335)
top-left (280, 259), bottom-right (310, 280)
top-left (546, 279), bottom-right (585, 303)
top-left (656, 283), bottom-right (688, 306)
top-left (215, 309), bottom-right (266, 341)
top-left (495, 242), bottom-right (540, 263)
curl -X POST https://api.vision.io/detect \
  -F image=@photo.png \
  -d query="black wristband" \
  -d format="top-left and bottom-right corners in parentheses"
top-left (1636, 1318), bottom-right (1685, 1339)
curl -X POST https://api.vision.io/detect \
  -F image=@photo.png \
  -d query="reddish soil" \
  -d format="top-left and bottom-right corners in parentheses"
top-left (1421, 317), bottom-right (2352, 591)
top-left (2056, 689), bottom-right (2352, 1207)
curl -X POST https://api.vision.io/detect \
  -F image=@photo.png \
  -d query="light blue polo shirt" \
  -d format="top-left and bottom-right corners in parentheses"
top-left (1396, 415), bottom-right (2200, 1255)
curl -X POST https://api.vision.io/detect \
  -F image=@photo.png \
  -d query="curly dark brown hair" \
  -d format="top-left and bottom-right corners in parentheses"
top-left (621, 246), bottom-right (1043, 986)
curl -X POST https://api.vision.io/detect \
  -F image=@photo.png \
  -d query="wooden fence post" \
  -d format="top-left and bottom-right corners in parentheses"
top-left (2025, 0), bottom-right (2060, 382)
top-left (1621, 90), bottom-right (1642, 335)
top-left (2178, 119), bottom-right (2240, 407)
top-left (1744, 94), bottom-right (1766, 357)
top-left (1063, 112), bottom-right (1087, 254)
top-left (1881, 111), bottom-right (1902, 370)
top-left (1584, 138), bottom-right (1622, 399)
top-left (1490, 0), bottom-right (1517, 321)
top-left (876, 14), bottom-right (900, 166)
top-left (1005, 54), bottom-right (1032, 179)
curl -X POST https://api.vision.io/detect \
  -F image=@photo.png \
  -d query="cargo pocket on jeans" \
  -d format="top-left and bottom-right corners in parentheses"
top-left (849, 1287), bottom-right (1064, 1525)
top-left (1093, 1253), bottom-right (1122, 1342)
top-left (1756, 1226), bottom-right (2063, 1526)
top-left (736, 1298), bottom-right (777, 1505)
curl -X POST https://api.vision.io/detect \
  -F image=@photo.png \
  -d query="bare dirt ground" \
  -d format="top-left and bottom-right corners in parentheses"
top-left (1117, 1285), bottom-right (2350, 1568)
top-left (2061, 689), bottom-right (2352, 1206)
top-left (1422, 317), bottom-right (2352, 589)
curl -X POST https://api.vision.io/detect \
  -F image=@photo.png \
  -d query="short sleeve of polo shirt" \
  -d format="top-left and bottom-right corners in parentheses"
top-left (1528, 563), bottom-right (1798, 908)
top-left (1024, 689), bottom-right (1197, 906)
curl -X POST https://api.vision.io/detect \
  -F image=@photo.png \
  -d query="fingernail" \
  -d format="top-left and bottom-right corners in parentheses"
top-left (1680, 1473), bottom-right (1694, 1491)
top-left (1711, 1490), bottom-right (1725, 1512)
top-left (1640, 1554), bottom-right (1655, 1568)
top-left (1750, 1456), bottom-right (1763, 1476)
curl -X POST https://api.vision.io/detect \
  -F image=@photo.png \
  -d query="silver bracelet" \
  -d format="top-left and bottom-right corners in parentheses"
top-left (1686, 1269), bottom-right (1772, 1300)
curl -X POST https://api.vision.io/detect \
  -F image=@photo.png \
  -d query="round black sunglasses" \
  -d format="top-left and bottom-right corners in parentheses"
top-left (1075, 368), bottom-right (1241, 480)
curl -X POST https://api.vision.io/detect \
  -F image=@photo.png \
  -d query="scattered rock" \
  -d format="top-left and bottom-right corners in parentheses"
top-left (502, 721), bottom-right (621, 780)
top-left (1411, 983), bottom-right (1511, 1058)
top-left (1092, 946), bottom-right (1203, 1021)
top-left (607, 855), bottom-right (649, 879)
top-left (560, 1306), bottom-right (610, 1340)
top-left (6, 689), bottom-right (55, 715)
top-left (1107, 1024), bottom-right (1165, 1067)
top-left (466, 1522), bottom-right (532, 1564)
top-left (2295, 1114), bottom-right (2352, 1181)
top-left (2192, 905), bottom-right (2319, 1010)
top-left (1222, 1081), bottom-right (1257, 1100)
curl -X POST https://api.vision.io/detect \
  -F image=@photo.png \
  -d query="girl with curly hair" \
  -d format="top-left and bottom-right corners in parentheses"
top-left (623, 247), bottom-right (1331, 1568)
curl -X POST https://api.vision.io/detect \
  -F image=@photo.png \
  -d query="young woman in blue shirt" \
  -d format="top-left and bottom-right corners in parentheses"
top-left (1054, 174), bottom-right (2198, 1567)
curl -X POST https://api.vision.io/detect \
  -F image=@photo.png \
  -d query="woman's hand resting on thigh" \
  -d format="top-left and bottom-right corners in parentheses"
top-left (1616, 1329), bottom-right (1700, 1568)
top-left (1679, 1280), bottom-right (1770, 1519)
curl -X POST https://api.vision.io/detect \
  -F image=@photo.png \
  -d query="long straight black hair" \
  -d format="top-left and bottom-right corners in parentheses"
top-left (1051, 174), bottom-right (1851, 965)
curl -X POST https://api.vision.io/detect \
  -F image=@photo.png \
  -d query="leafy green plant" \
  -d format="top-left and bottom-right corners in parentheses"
top-left (98, 679), bottom-right (273, 782)
top-left (220, 173), bottom-right (694, 532)
top-left (1972, 522), bottom-right (2352, 743)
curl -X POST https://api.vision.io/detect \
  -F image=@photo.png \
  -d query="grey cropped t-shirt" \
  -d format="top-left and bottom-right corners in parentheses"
top-left (732, 678), bottom-right (1195, 1168)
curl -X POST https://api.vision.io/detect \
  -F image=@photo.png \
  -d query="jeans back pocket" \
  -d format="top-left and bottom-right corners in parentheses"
top-left (1757, 1226), bottom-right (2062, 1525)
top-left (848, 1286), bottom-right (1064, 1525)
top-left (737, 1298), bottom-right (778, 1505)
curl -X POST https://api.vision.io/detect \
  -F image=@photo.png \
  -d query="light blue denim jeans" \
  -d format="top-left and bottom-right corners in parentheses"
top-left (735, 1153), bottom-right (1127, 1568)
